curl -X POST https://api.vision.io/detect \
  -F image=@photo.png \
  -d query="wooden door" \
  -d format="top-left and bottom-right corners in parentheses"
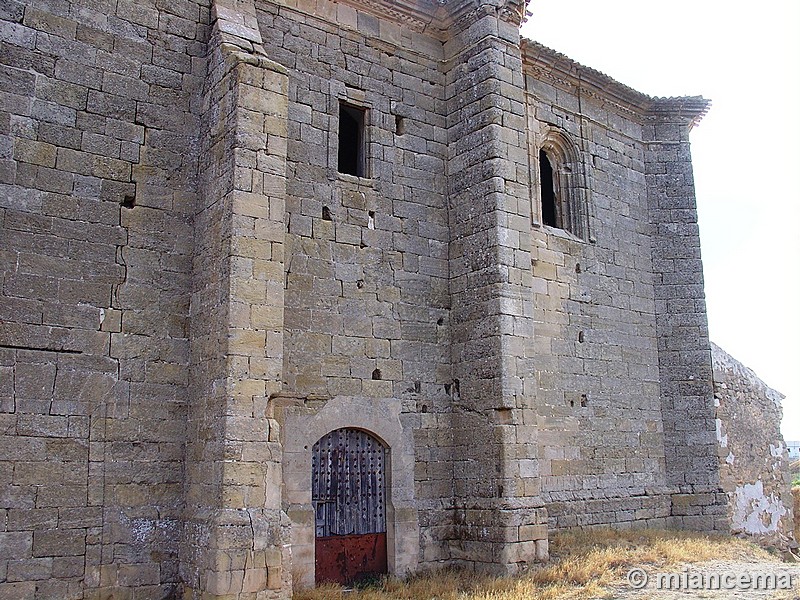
top-left (312, 428), bottom-right (387, 585)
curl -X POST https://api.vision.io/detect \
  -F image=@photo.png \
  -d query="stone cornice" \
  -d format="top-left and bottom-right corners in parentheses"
top-left (521, 39), bottom-right (711, 127)
top-left (647, 96), bottom-right (712, 128)
top-left (345, 0), bottom-right (443, 35)
top-left (326, 0), bottom-right (531, 38)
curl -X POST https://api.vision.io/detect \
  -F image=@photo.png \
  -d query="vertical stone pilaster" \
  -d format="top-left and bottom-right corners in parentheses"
top-left (644, 101), bottom-right (727, 532)
top-left (185, 0), bottom-right (290, 597)
top-left (444, 0), bottom-right (546, 572)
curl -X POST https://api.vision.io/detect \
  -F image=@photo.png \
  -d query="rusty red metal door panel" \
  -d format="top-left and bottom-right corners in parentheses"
top-left (315, 532), bottom-right (387, 585)
top-left (312, 428), bottom-right (387, 585)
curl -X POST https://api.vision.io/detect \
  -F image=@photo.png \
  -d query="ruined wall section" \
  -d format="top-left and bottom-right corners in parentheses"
top-left (644, 103), bottom-right (727, 531)
top-left (522, 46), bottom-right (671, 530)
top-left (0, 0), bottom-right (207, 596)
top-left (254, 0), bottom-right (454, 571)
top-left (712, 343), bottom-right (794, 544)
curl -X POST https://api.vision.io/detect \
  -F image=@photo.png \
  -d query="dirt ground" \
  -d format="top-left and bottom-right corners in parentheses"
top-left (607, 558), bottom-right (800, 600)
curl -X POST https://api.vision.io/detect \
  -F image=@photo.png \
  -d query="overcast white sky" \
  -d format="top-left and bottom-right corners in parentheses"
top-left (521, 0), bottom-right (800, 440)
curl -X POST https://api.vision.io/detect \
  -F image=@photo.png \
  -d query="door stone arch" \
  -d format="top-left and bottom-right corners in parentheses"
top-left (277, 396), bottom-right (418, 589)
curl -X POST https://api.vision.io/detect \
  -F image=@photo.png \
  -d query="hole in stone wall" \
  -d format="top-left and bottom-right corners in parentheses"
top-left (338, 102), bottom-right (366, 177)
top-left (575, 263), bottom-right (581, 273)
top-left (121, 195), bottom-right (136, 209)
top-left (578, 331), bottom-right (585, 343)
top-left (368, 210), bottom-right (375, 230)
top-left (539, 149), bottom-right (557, 227)
top-left (322, 205), bottom-right (332, 221)
top-left (580, 394), bottom-right (588, 407)
top-left (395, 115), bottom-right (405, 136)
top-left (372, 368), bottom-right (382, 380)
top-left (356, 279), bottom-right (364, 289)
top-left (436, 317), bottom-right (444, 326)
top-left (421, 404), bottom-right (428, 413)
top-left (495, 407), bottom-right (512, 424)
top-left (414, 381), bottom-right (421, 393)
top-left (569, 399), bottom-right (575, 407)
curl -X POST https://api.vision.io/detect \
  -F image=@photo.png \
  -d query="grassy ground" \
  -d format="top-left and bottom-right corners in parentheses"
top-left (794, 486), bottom-right (799, 542)
top-left (294, 529), bottom-right (775, 600)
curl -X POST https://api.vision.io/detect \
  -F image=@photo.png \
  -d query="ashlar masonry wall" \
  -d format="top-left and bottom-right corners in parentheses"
top-left (255, 0), bottom-right (451, 583)
top-left (524, 44), bottom-right (669, 529)
top-left (1, 0), bottom-right (207, 596)
top-left (0, 0), bottom-right (734, 597)
top-left (521, 42), bottom-right (727, 532)
top-left (255, 0), bottom-right (548, 580)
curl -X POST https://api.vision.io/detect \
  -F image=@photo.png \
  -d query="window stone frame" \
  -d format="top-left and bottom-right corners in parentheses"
top-left (533, 127), bottom-right (591, 242)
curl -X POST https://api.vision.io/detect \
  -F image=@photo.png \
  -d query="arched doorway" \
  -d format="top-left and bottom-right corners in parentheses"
top-left (312, 428), bottom-right (388, 585)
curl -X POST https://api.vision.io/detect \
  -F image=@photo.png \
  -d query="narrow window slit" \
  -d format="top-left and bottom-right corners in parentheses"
top-left (338, 102), bottom-right (366, 177)
top-left (539, 149), bottom-right (557, 228)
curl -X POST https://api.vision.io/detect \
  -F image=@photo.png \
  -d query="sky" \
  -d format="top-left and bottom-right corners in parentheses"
top-left (521, 0), bottom-right (800, 440)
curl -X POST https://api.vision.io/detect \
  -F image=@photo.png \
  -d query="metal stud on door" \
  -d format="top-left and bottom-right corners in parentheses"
top-left (312, 428), bottom-right (387, 585)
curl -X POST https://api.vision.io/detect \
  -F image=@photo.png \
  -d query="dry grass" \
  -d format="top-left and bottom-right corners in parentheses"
top-left (293, 529), bottom-right (771, 600)
top-left (793, 486), bottom-right (800, 542)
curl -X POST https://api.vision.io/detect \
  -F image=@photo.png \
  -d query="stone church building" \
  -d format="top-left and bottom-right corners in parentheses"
top-left (2, 0), bottom-right (790, 597)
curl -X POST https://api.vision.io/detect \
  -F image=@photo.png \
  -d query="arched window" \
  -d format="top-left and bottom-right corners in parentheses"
top-left (536, 130), bottom-right (589, 240)
top-left (539, 149), bottom-right (558, 227)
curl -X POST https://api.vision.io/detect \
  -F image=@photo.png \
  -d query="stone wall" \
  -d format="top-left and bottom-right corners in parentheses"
top-left (1, 0), bottom-right (206, 596)
top-left (645, 102), bottom-right (726, 531)
top-left (255, 0), bottom-right (455, 576)
top-left (1, 0), bottom-right (732, 596)
top-left (524, 44), bottom-right (670, 530)
top-left (254, 0), bottom-right (552, 577)
top-left (712, 343), bottom-right (794, 545)
top-left (521, 42), bottom-right (726, 532)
